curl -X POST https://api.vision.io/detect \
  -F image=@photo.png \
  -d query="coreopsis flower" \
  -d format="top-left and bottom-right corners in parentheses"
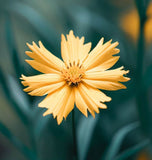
top-left (20, 30), bottom-right (130, 124)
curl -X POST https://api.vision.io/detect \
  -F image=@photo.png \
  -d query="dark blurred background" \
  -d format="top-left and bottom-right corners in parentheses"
top-left (0, 0), bottom-right (152, 160)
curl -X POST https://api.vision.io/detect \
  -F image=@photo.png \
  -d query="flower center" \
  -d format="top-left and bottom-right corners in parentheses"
top-left (61, 61), bottom-right (85, 86)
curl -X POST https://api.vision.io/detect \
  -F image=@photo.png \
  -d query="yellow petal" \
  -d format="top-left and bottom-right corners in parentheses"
top-left (74, 88), bottom-right (88, 117)
top-left (25, 60), bottom-right (60, 74)
top-left (20, 74), bottom-right (63, 84)
top-left (86, 56), bottom-right (120, 72)
top-left (83, 38), bottom-right (109, 68)
top-left (54, 86), bottom-right (72, 124)
top-left (87, 108), bottom-right (95, 118)
top-left (38, 41), bottom-right (64, 70)
top-left (61, 34), bottom-right (70, 63)
top-left (84, 39), bottom-right (119, 70)
top-left (83, 79), bottom-right (127, 91)
top-left (27, 81), bottom-right (66, 96)
top-left (26, 41), bottom-right (64, 72)
top-left (20, 74), bottom-right (64, 96)
top-left (63, 89), bottom-right (75, 119)
top-left (38, 91), bottom-right (60, 108)
top-left (79, 42), bottom-right (91, 63)
top-left (61, 30), bottom-right (91, 63)
top-left (79, 83), bottom-right (108, 110)
top-left (78, 84), bottom-right (99, 113)
top-left (42, 86), bottom-right (71, 125)
top-left (85, 66), bottom-right (130, 82)
top-left (42, 86), bottom-right (68, 115)
top-left (86, 85), bottom-right (111, 103)
top-left (67, 30), bottom-right (76, 62)
top-left (76, 85), bottom-right (96, 118)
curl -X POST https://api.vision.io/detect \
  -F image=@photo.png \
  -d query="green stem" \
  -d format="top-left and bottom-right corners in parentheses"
top-left (72, 110), bottom-right (78, 160)
top-left (136, 4), bottom-right (152, 137)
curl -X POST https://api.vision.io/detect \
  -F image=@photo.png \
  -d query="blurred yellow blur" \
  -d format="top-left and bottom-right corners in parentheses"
top-left (137, 151), bottom-right (151, 160)
top-left (121, 2), bottom-right (152, 44)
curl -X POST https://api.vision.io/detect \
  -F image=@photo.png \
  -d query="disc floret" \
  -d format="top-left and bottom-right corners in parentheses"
top-left (62, 61), bottom-right (85, 86)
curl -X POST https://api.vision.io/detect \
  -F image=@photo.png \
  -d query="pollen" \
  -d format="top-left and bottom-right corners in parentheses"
top-left (61, 61), bottom-right (85, 86)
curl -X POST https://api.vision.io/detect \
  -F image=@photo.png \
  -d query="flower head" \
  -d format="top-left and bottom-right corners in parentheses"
top-left (20, 30), bottom-right (130, 124)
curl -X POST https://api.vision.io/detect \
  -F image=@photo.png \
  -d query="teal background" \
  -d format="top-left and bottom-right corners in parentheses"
top-left (0, 0), bottom-right (152, 160)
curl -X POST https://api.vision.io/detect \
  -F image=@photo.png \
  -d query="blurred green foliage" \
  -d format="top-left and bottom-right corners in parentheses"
top-left (0, 0), bottom-right (152, 160)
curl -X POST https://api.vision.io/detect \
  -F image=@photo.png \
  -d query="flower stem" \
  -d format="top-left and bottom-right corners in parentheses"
top-left (136, 2), bottom-right (152, 137)
top-left (72, 109), bottom-right (78, 160)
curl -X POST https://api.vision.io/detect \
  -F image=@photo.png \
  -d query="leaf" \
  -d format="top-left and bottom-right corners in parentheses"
top-left (0, 69), bottom-right (30, 125)
top-left (7, 75), bottom-right (31, 116)
top-left (77, 115), bottom-right (99, 160)
top-left (7, 2), bottom-right (59, 51)
top-left (5, 14), bottom-right (23, 77)
top-left (0, 121), bottom-right (37, 160)
top-left (115, 139), bottom-right (150, 160)
top-left (102, 122), bottom-right (139, 160)
top-left (26, 96), bottom-right (49, 140)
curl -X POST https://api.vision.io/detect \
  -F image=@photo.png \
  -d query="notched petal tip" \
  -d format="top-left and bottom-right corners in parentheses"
top-left (86, 42), bottom-right (92, 48)
top-left (99, 103), bottom-right (108, 109)
top-left (69, 30), bottom-right (74, 35)
top-left (80, 36), bottom-right (84, 42)
top-left (20, 74), bottom-right (25, 80)
top-left (26, 42), bottom-right (32, 48)
top-left (23, 87), bottom-right (30, 92)
top-left (125, 70), bottom-right (130, 74)
top-left (83, 110), bottom-right (88, 118)
top-left (109, 39), bottom-right (112, 43)
top-left (43, 111), bottom-right (50, 116)
top-left (122, 69), bottom-right (130, 82)
top-left (19, 77), bottom-right (23, 80)
top-left (85, 110), bottom-right (88, 117)
top-left (91, 112), bottom-right (95, 118)
top-left (32, 41), bottom-right (35, 45)
top-left (27, 92), bottom-right (34, 96)
top-left (112, 41), bottom-right (119, 49)
top-left (115, 41), bottom-right (119, 45)
top-left (126, 77), bottom-right (131, 81)
top-left (119, 66), bottom-right (124, 70)
top-left (57, 116), bottom-right (63, 125)
top-left (21, 81), bottom-right (28, 86)
top-left (114, 48), bottom-right (120, 54)
top-left (25, 59), bottom-right (29, 62)
top-left (100, 37), bottom-right (104, 43)
top-left (106, 96), bottom-right (112, 102)
top-left (122, 85), bottom-right (127, 89)
top-left (38, 102), bottom-right (46, 108)
top-left (43, 112), bottom-right (47, 116)
top-left (61, 33), bottom-right (64, 39)
top-left (61, 34), bottom-right (67, 42)
top-left (96, 108), bottom-right (100, 114)
top-left (25, 51), bottom-right (32, 55)
top-left (57, 120), bottom-right (61, 125)
top-left (38, 41), bottom-right (43, 47)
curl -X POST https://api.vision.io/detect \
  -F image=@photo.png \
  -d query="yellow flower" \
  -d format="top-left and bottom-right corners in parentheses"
top-left (20, 30), bottom-right (130, 125)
